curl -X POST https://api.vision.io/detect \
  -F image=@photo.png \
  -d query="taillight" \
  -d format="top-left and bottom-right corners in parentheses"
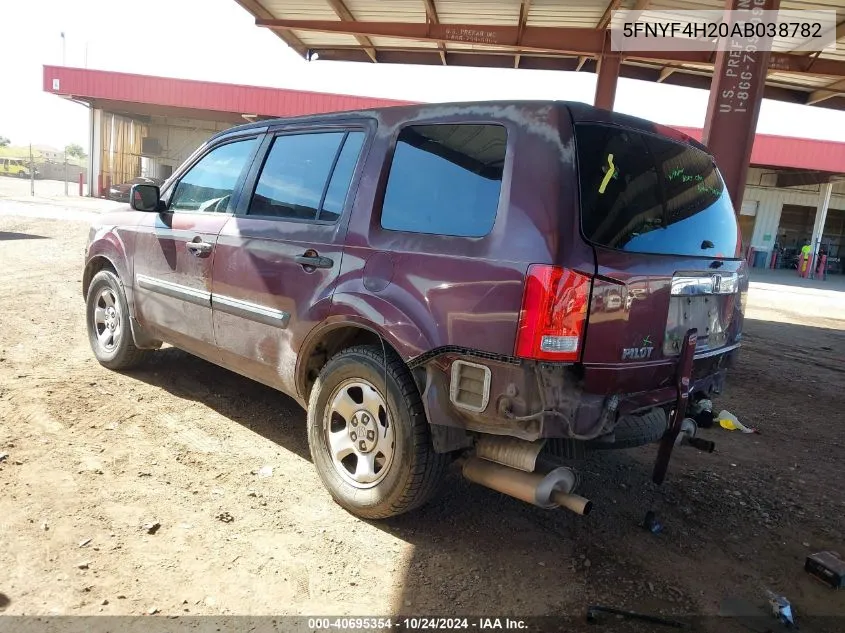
top-left (515, 265), bottom-right (592, 362)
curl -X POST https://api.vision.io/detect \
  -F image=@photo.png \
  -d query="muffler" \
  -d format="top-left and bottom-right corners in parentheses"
top-left (462, 456), bottom-right (592, 516)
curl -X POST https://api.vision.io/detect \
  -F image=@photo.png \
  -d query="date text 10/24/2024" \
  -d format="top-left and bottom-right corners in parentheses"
top-left (308, 618), bottom-right (528, 631)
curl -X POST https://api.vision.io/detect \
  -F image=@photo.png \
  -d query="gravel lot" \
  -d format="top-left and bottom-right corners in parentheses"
top-left (1, 202), bottom-right (844, 630)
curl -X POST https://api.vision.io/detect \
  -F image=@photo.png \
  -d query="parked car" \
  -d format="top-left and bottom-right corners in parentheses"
top-left (107, 176), bottom-right (164, 202)
top-left (82, 101), bottom-right (747, 520)
top-left (0, 158), bottom-right (38, 178)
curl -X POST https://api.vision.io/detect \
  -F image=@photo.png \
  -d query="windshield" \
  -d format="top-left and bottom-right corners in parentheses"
top-left (575, 123), bottom-right (739, 258)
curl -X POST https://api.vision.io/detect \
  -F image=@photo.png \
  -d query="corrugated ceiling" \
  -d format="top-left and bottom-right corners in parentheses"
top-left (234, 0), bottom-right (845, 109)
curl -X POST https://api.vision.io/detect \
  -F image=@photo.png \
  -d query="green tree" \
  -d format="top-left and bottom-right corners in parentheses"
top-left (65, 143), bottom-right (86, 159)
top-left (0, 136), bottom-right (10, 148)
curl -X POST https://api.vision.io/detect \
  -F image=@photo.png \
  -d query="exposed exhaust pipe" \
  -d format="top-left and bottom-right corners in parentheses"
top-left (462, 456), bottom-right (593, 516)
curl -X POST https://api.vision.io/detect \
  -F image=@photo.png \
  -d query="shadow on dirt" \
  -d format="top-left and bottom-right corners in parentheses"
top-left (126, 346), bottom-right (311, 462)
top-left (0, 231), bottom-right (49, 241)
top-left (119, 317), bottom-right (844, 626)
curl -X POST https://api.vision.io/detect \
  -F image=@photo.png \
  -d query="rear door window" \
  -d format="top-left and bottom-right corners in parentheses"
top-left (575, 123), bottom-right (739, 258)
top-left (248, 131), bottom-right (364, 222)
top-left (380, 124), bottom-right (507, 237)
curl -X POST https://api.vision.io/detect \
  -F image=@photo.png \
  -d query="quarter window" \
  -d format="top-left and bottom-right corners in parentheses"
top-left (380, 124), bottom-right (507, 237)
top-left (169, 138), bottom-right (258, 213)
top-left (248, 131), bottom-right (364, 221)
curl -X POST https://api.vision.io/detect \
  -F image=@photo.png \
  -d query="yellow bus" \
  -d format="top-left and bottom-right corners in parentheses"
top-left (0, 158), bottom-right (36, 178)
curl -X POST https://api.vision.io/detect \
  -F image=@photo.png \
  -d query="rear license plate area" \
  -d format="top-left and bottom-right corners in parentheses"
top-left (664, 295), bottom-right (729, 355)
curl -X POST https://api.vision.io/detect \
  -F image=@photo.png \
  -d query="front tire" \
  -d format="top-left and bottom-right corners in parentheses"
top-left (307, 344), bottom-right (449, 519)
top-left (86, 270), bottom-right (150, 370)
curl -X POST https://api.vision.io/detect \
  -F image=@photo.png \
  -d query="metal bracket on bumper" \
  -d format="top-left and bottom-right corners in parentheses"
top-left (652, 328), bottom-right (697, 485)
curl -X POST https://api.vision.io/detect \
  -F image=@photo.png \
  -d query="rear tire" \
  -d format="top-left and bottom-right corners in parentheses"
top-left (86, 270), bottom-right (150, 370)
top-left (307, 344), bottom-right (450, 519)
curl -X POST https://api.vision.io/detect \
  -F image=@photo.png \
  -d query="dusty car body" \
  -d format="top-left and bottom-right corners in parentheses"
top-left (83, 101), bottom-right (747, 519)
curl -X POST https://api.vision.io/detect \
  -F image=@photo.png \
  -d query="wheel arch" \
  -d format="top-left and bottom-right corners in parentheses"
top-left (296, 320), bottom-right (423, 403)
top-left (82, 255), bottom-right (119, 299)
top-left (83, 245), bottom-right (160, 350)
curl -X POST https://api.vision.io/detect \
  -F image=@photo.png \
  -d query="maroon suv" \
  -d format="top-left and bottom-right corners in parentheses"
top-left (83, 101), bottom-right (747, 519)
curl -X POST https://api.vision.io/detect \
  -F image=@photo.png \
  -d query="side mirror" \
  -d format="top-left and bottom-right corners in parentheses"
top-left (130, 184), bottom-right (162, 212)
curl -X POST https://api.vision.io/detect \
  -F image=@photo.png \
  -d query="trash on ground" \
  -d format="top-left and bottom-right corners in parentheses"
top-left (77, 561), bottom-right (90, 570)
top-left (642, 510), bottom-right (664, 534)
top-left (765, 590), bottom-right (796, 628)
top-left (719, 597), bottom-right (793, 633)
top-left (690, 398), bottom-right (715, 428)
top-left (586, 604), bottom-right (684, 628)
top-left (141, 521), bottom-right (161, 535)
top-left (717, 410), bottom-right (759, 434)
top-left (0, 453), bottom-right (8, 463)
top-left (78, 537), bottom-right (92, 548)
top-left (805, 550), bottom-right (845, 589)
top-left (257, 465), bottom-right (273, 478)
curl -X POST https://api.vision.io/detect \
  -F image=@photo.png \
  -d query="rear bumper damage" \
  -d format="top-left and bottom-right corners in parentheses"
top-left (416, 339), bottom-right (737, 451)
top-left (428, 330), bottom-right (713, 514)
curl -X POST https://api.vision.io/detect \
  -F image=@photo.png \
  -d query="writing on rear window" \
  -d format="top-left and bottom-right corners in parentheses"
top-left (575, 123), bottom-right (739, 258)
top-left (667, 167), bottom-right (721, 199)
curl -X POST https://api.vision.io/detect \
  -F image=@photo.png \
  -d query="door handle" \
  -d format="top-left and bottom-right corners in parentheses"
top-left (295, 254), bottom-right (334, 269)
top-left (186, 240), bottom-right (213, 258)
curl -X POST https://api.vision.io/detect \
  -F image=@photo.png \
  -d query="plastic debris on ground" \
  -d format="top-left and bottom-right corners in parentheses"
top-left (642, 510), bottom-right (663, 534)
top-left (717, 410), bottom-right (759, 434)
top-left (690, 398), bottom-right (715, 428)
top-left (765, 590), bottom-right (796, 628)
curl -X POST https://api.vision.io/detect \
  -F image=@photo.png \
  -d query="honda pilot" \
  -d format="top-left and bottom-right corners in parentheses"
top-left (82, 101), bottom-right (747, 519)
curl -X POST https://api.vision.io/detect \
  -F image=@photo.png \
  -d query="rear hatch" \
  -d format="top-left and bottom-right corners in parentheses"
top-left (571, 120), bottom-right (747, 373)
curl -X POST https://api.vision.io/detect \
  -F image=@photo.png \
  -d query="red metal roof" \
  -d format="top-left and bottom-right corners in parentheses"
top-left (44, 65), bottom-right (845, 174)
top-left (674, 127), bottom-right (845, 175)
top-left (43, 65), bottom-right (410, 121)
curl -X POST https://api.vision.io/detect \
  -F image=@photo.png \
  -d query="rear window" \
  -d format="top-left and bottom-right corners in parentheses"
top-left (575, 123), bottom-right (739, 258)
top-left (380, 124), bottom-right (506, 237)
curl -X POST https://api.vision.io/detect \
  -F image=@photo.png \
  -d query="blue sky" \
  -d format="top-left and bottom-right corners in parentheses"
top-left (2, 0), bottom-right (845, 151)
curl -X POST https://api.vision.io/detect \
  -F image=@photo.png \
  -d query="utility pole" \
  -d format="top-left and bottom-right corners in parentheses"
top-left (29, 144), bottom-right (35, 196)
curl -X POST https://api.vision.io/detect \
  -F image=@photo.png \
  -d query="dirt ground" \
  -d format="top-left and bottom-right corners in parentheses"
top-left (1, 206), bottom-right (844, 630)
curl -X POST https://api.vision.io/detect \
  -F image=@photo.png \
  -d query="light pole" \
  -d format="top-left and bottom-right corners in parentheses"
top-left (29, 144), bottom-right (35, 197)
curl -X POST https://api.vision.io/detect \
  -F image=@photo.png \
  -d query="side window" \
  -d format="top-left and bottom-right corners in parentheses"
top-left (320, 132), bottom-right (365, 222)
top-left (380, 124), bottom-right (507, 237)
top-left (169, 138), bottom-right (257, 213)
top-left (248, 131), bottom-right (363, 221)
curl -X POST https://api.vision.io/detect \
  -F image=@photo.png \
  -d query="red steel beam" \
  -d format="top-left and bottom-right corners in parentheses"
top-left (514, 0), bottom-right (532, 68)
top-left (594, 34), bottom-right (621, 109)
top-left (597, 0), bottom-right (623, 31)
top-left (325, 0), bottom-right (378, 62)
top-left (807, 78), bottom-right (845, 105)
top-left (421, 0), bottom-right (448, 65)
top-left (703, 0), bottom-right (781, 214)
top-left (234, 0), bottom-right (308, 55)
top-left (257, 19), bottom-right (605, 55)
top-left (258, 18), bottom-right (845, 77)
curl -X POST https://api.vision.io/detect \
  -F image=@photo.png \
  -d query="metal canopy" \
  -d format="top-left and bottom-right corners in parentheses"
top-left (235, 0), bottom-right (845, 110)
